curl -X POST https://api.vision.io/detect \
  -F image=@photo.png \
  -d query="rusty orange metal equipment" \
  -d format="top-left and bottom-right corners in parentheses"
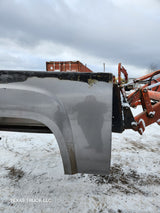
top-left (46, 61), bottom-right (93, 73)
top-left (118, 63), bottom-right (128, 84)
top-left (120, 65), bottom-right (160, 135)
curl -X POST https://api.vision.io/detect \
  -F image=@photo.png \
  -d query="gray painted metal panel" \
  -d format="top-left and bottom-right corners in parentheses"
top-left (0, 71), bottom-right (112, 175)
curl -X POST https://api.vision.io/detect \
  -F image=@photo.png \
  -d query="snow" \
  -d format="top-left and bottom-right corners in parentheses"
top-left (0, 107), bottom-right (159, 213)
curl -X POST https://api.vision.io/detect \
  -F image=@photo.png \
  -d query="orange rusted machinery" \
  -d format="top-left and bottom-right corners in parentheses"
top-left (119, 63), bottom-right (160, 135)
top-left (118, 63), bottom-right (128, 84)
top-left (46, 61), bottom-right (93, 73)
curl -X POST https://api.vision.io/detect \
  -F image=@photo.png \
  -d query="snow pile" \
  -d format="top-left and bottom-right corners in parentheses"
top-left (0, 107), bottom-right (159, 213)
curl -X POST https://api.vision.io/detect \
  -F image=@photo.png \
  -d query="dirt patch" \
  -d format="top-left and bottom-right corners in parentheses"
top-left (89, 164), bottom-right (160, 195)
top-left (129, 141), bottom-right (160, 153)
top-left (130, 141), bottom-right (148, 151)
top-left (5, 166), bottom-right (24, 181)
top-left (139, 174), bottom-right (160, 186)
top-left (90, 164), bottom-right (140, 185)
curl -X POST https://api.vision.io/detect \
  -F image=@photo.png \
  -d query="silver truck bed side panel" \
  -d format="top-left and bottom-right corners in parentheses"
top-left (0, 73), bottom-right (112, 175)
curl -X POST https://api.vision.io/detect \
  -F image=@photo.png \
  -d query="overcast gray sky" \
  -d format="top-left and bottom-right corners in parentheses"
top-left (0, 0), bottom-right (160, 77)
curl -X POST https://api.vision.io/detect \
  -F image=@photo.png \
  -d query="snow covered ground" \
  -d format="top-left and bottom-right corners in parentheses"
top-left (0, 107), bottom-right (159, 213)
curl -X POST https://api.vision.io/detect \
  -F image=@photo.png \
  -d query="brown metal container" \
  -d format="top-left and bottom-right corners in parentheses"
top-left (46, 61), bottom-right (93, 73)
